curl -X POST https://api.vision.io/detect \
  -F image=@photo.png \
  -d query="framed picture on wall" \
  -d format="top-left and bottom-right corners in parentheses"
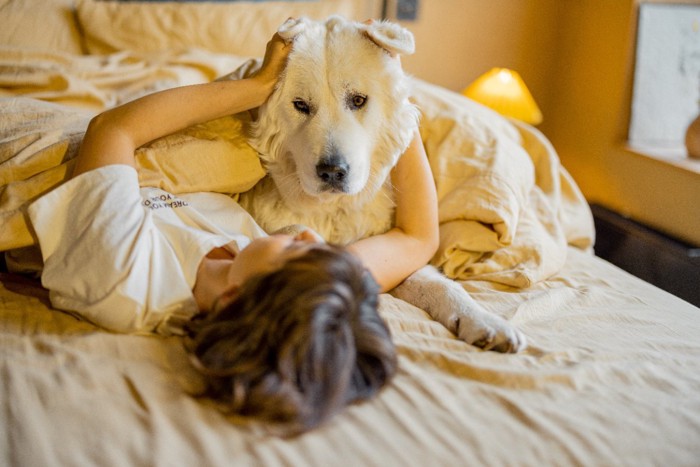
top-left (628, 3), bottom-right (700, 148)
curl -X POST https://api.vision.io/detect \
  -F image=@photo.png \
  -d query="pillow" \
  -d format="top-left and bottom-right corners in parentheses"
top-left (136, 114), bottom-right (266, 195)
top-left (0, 0), bottom-right (84, 54)
top-left (76, 0), bottom-right (377, 56)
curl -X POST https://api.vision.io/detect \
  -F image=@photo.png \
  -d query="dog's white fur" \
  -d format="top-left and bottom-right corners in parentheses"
top-left (239, 16), bottom-right (526, 352)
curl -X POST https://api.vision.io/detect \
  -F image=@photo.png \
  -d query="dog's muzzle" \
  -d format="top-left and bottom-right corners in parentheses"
top-left (316, 156), bottom-right (349, 192)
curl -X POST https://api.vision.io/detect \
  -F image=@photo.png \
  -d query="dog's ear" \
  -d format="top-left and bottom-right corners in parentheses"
top-left (362, 20), bottom-right (415, 56)
top-left (277, 17), bottom-right (307, 43)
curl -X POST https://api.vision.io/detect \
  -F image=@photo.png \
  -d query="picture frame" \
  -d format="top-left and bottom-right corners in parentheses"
top-left (628, 2), bottom-right (700, 148)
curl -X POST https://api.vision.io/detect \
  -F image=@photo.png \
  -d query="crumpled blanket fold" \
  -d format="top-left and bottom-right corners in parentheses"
top-left (0, 47), bottom-right (249, 110)
top-left (412, 80), bottom-right (594, 287)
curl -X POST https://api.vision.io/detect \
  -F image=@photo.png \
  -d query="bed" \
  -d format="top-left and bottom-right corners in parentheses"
top-left (2, 1), bottom-right (700, 465)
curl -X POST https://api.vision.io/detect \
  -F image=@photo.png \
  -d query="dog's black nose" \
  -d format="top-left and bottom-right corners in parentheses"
top-left (316, 158), bottom-right (349, 187)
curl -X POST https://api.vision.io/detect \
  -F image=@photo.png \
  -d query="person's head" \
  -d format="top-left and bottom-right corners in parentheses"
top-left (184, 241), bottom-right (397, 435)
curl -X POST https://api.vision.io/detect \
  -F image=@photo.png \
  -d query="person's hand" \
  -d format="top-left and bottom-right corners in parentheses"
top-left (252, 32), bottom-right (292, 91)
top-left (272, 224), bottom-right (325, 243)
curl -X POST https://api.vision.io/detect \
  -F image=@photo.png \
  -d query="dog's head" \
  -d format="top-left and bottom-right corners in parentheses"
top-left (250, 16), bottom-right (420, 206)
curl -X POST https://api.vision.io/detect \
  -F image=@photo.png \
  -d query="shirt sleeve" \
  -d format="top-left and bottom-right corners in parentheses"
top-left (28, 165), bottom-right (197, 334)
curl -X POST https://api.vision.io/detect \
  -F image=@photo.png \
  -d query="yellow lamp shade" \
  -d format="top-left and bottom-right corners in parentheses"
top-left (462, 68), bottom-right (543, 125)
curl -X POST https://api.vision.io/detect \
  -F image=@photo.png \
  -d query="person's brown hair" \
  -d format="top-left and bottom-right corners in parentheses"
top-left (184, 244), bottom-right (397, 435)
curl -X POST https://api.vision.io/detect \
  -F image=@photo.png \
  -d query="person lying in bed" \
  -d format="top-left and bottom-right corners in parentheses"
top-left (26, 31), bottom-right (437, 434)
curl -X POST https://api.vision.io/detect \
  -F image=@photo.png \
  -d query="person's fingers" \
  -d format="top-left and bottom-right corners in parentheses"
top-left (295, 228), bottom-right (324, 243)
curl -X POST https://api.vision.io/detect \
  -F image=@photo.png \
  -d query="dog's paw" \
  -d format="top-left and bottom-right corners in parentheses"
top-left (450, 312), bottom-right (527, 353)
top-left (390, 265), bottom-right (527, 353)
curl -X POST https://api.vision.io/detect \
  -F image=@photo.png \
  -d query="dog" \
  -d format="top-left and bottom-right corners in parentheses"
top-left (239, 16), bottom-right (526, 353)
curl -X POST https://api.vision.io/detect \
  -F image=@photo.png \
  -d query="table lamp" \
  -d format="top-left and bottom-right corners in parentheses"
top-left (462, 68), bottom-right (543, 125)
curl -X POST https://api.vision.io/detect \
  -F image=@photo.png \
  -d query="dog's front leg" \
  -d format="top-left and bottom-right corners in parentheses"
top-left (390, 266), bottom-right (527, 353)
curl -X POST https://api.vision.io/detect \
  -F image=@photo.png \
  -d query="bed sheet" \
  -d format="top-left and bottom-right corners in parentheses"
top-left (2, 247), bottom-right (700, 466)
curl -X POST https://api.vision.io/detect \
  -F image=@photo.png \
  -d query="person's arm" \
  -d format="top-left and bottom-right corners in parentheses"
top-left (72, 34), bottom-right (290, 177)
top-left (347, 131), bottom-right (439, 292)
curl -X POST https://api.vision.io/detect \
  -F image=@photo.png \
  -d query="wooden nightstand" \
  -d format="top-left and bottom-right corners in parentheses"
top-left (591, 204), bottom-right (700, 307)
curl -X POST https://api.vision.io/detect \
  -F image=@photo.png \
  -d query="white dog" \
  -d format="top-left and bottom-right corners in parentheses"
top-left (239, 16), bottom-right (526, 353)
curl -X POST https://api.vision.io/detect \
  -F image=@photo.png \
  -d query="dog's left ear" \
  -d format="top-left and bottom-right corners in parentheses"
top-left (361, 20), bottom-right (415, 56)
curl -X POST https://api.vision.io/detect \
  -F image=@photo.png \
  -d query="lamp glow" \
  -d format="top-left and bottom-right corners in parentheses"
top-left (462, 68), bottom-right (543, 125)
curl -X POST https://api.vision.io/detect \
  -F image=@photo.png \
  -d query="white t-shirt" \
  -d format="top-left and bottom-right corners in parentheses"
top-left (28, 165), bottom-right (267, 335)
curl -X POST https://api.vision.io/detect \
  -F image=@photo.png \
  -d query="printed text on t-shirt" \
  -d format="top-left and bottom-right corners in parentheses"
top-left (144, 193), bottom-right (189, 210)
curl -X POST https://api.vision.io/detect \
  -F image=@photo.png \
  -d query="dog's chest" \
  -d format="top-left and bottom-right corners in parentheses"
top-left (239, 178), bottom-right (395, 245)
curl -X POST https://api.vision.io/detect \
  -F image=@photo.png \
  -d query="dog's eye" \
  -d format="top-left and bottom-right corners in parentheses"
top-left (293, 99), bottom-right (310, 115)
top-left (348, 93), bottom-right (367, 110)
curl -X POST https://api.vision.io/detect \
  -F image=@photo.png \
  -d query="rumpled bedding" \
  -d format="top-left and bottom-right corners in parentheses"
top-left (413, 81), bottom-right (594, 287)
top-left (0, 47), bottom-right (594, 286)
top-left (0, 47), bottom-right (248, 110)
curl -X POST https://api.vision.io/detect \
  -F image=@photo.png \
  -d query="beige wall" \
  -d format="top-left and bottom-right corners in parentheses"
top-left (540, 0), bottom-right (700, 247)
top-left (394, 0), bottom-right (700, 246)
top-left (397, 0), bottom-right (561, 107)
